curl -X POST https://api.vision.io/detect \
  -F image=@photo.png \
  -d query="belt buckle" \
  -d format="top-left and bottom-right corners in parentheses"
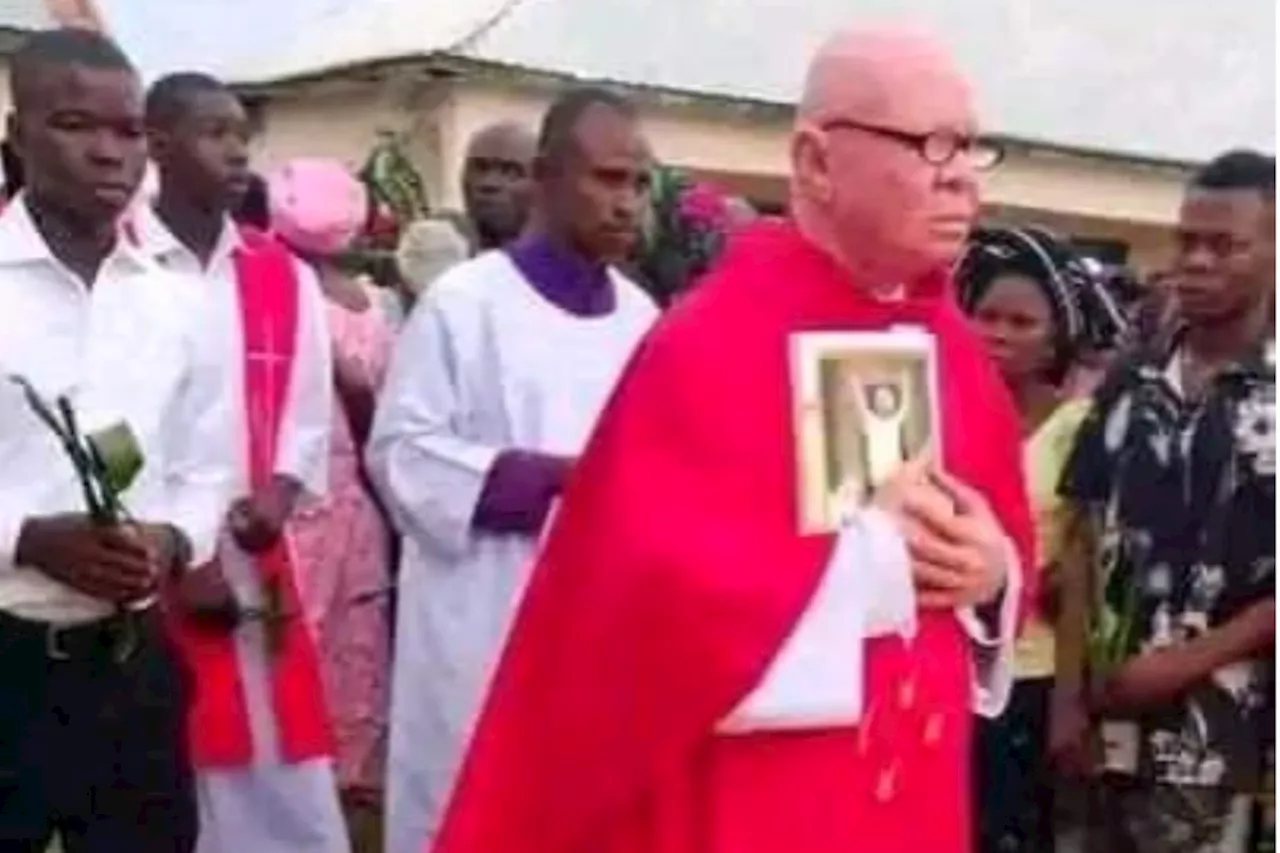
top-left (44, 615), bottom-right (141, 663)
top-left (44, 624), bottom-right (71, 661)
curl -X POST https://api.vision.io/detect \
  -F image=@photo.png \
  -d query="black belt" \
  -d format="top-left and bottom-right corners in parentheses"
top-left (0, 606), bottom-right (159, 663)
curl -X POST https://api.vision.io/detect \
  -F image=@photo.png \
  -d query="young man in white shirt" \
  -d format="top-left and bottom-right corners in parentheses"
top-left (134, 73), bottom-right (344, 853)
top-left (0, 28), bottom-right (232, 853)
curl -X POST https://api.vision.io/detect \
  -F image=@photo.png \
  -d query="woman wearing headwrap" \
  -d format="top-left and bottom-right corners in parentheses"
top-left (265, 157), bottom-right (393, 853)
top-left (956, 225), bottom-right (1126, 853)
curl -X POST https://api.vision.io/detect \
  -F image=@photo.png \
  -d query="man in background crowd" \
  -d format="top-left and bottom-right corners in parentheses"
top-left (1057, 149), bottom-right (1276, 853)
top-left (460, 120), bottom-right (536, 251)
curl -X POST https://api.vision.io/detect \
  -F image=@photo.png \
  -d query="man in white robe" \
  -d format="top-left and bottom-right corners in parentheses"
top-left (137, 72), bottom-right (347, 853)
top-left (367, 87), bottom-right (659, 853)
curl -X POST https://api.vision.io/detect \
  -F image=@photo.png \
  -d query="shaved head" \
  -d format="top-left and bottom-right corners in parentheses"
top-left (797, 28), bottom-right (968, 124)
top-left (790, 27), bottom-right (985, 287)
top-left (466, 120), bottom-right (536, 161)
top-left (462, 120), bottom-right (537, 249)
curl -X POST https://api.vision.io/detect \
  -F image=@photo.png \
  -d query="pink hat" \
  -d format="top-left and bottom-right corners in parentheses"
top-left (265, 158), bottom-right (368, 256)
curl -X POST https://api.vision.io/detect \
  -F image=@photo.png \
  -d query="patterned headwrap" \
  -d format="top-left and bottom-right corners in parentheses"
top-left (265, 158), bottom-right (368, 256)
top-left (955, 225), bottom-right (1128, 361)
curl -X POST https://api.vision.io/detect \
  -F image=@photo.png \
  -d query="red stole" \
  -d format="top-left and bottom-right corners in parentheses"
top-left (432, 221), bottom-right (1034, 853)
top-left (169, 227), bottom-right (334, 768)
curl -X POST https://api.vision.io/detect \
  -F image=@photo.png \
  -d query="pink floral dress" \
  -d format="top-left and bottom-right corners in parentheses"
top-left (291, 293), bottom-right (393, 792)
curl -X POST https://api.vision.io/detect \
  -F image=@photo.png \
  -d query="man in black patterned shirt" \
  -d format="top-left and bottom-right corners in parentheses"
top-left (1057, 150), bottom-right (1276, 853)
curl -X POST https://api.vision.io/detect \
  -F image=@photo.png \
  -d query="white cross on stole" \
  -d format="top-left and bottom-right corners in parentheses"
top-left (245, 318), bottom-right (290, 474)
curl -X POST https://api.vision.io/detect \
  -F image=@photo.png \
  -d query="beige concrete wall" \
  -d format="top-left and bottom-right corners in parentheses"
top-left (250, 75), bottom-right (454, 207)
top-left (439, 80), bottom-right (1190, 222)
top-left (986, 205), bottom-right (1175, 274)
top-left (251, 74), bottom-right (1187, 270)
top-left (0, 64), bottom-right (11, 124)
top-left (251, 86), bottom-right (398, 171)
top-left (690, 168), bottom-right (1175, 274)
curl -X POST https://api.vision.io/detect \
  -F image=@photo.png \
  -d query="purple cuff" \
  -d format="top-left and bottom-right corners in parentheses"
top-left (472, 450), bottom-right (572, 534)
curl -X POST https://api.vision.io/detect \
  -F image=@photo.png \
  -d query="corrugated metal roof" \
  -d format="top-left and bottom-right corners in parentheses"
top-left (200, 0), bottom-right (507, 85)
top-left (142, 0), bottom-right (1280, 164)
top-left (468, 0), bottom-right (1278, 164)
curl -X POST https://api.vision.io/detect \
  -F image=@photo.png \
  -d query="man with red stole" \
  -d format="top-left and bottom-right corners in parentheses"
top-left (431, 28), bottom-right (1035, 853)
top-left (136, 72), bottom-right (346, 852)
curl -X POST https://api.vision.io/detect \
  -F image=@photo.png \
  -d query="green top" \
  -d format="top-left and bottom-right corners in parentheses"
top-left (1015, 398), bottom-right (1090, 680)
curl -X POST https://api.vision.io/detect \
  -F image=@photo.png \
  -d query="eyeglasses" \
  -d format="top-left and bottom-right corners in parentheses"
top-left (819, 119), bottom-right (1005, 172)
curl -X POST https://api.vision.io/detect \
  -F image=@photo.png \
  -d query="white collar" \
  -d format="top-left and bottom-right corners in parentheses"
top-left (0, 193), bottom-right (153, 274)
top-left (131, 202), bottom-right (242, 268)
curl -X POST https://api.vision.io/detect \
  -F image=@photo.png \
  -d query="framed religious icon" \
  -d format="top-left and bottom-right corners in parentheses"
top-left (790, 327), bottom-right (941, 534)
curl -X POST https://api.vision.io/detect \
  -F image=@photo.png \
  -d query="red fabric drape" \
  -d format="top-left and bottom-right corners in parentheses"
top-left (432, 221), bottom-right (1035, 853)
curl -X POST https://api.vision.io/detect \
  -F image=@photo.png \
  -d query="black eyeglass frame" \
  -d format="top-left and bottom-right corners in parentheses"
top-left (819, 118), bottom-right (1005, 171)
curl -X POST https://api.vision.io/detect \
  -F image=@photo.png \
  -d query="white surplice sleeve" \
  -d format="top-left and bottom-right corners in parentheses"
top-left (160, 289), bottom-right (236, 567)
top-left (274, 260), bottom-right (333, 501)
top-left (956, 531), bottom-right (1022, 718)
top-left (718, 507), bottom-right (916, 733)
top-left (366, 293), bottom-right (500, 559)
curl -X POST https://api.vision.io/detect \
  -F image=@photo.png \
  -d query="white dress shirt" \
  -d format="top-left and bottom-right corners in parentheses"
top-left (0, 196), bottom-right (234, 624)
top-left (131, 206), bottom-right (332, 505)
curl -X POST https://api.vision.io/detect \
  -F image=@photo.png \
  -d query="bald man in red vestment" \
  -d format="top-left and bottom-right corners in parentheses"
top-left (429, 28), bottom-right (1035, 853)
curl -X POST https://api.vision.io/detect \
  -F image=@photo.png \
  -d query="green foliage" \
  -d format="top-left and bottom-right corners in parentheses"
top-left (358, 129), bottom-right (428, 228)
top-left (637, 164), bottom-right (737, 307)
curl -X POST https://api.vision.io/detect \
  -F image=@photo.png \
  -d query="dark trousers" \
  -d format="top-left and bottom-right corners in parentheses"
top-left (0, 609), bottom-right (197, 852)
top-left (975, 676), bottom-right (1055, 853)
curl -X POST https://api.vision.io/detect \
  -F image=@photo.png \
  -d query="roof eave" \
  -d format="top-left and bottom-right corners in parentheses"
top-left (229, 54), bottom-right (447, 94)
top-left (232, 53), bottom-right (1201, 171)
top-left (0, 26), bottom-right (33, 54)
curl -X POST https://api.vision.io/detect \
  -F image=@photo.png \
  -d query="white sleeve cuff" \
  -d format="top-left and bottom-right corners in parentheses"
top-left (957, 532), bottom-right (1022, 718)
top-left (717, 507), bottom-right (913, 733)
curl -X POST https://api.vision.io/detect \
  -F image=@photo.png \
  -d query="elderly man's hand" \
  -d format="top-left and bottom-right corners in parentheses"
top-left (874, 460), bottom-right (1007, 609)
